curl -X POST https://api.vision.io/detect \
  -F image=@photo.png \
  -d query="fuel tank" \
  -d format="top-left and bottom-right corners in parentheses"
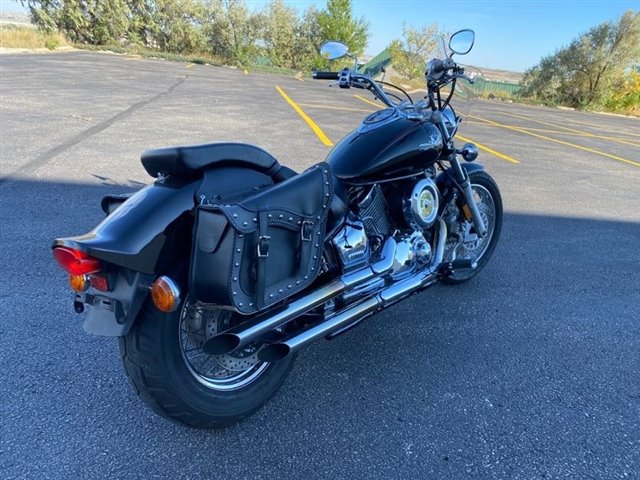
top-left (327, 108), bottom-right (443, 182)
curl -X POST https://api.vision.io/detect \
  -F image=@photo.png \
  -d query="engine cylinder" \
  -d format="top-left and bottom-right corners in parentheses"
top-left (357, 184), bottom-right (392, 237)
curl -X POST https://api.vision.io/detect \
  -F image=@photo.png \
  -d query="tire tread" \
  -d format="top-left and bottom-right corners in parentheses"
top-left (119, 301), bottom-right (294, 428)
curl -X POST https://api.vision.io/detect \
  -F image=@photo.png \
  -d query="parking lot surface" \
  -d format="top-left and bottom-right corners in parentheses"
top-left (1, 52), bottom-right (639, 479)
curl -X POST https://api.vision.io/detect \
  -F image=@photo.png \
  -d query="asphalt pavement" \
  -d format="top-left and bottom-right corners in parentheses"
top-left (1, 51), bottom-right (639, 479)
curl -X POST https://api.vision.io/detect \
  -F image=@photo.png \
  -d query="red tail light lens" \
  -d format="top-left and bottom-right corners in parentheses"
top-left (52, 247), bottom-right (102, 275)
top-left (89, 274), bottom-right (110, 291)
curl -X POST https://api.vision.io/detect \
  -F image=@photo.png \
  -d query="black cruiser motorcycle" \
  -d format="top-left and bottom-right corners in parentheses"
top-left (52, 29), bottom-right (502, 428)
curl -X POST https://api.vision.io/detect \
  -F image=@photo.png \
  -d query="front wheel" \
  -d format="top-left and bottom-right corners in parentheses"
top-left (119, 299), bottom-right (295, 428)
top-left (441, 170), bottom-right (503, 283)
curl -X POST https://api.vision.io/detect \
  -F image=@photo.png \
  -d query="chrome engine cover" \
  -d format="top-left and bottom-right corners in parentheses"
top-left (389, 231), bottom-right (432, 278)
top-left (406, 178), bottom-right (439, 229)
top-left (332, 216), bottom-right (370, 269)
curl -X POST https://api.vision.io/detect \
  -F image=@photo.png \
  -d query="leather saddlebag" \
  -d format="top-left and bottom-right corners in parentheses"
top-left (189, 163), bottom-right (334, 314)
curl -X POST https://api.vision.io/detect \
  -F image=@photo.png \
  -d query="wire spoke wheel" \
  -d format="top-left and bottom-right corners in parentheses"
top-left (442, 171), bottom-right (503, 283)
top-left (179, 302), bottom-right (269, 391)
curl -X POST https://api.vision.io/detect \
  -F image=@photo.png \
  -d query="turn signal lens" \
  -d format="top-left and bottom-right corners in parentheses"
top-left (150, 276), bottom-right (181, 313)
top-left (69, 274), bottom-right (89, 292)
top-left (53, 247), bottom-right (101, 275)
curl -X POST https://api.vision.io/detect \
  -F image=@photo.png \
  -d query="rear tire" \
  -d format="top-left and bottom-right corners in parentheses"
top-left (441, 170), bottom-right (503, 284)
top-left (119, 299), bottom-right (295, 428)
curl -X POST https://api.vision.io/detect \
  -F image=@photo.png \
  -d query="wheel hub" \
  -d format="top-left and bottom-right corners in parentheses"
top-left (444, 184), bottom-right (495, 262)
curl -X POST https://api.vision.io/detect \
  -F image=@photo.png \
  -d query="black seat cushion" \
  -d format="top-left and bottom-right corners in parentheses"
top-left (141, 142), bottom-right (295, 182)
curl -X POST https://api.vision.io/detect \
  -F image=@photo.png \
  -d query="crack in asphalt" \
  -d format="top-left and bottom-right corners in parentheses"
top-left (0, 75), bottom-right (187, 188)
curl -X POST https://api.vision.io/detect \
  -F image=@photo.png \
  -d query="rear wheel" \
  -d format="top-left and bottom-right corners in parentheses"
top-left (441, 170), bottom-right (503, 283)
top-left (119, 298), bottom-right (295, 428)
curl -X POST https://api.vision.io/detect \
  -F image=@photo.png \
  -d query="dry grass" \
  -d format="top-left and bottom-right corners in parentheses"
top-left (0, 25), bottom-right (67, 50)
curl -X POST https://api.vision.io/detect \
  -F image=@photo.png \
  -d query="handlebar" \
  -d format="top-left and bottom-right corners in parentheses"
top-left (429, 58), bottom-right (456, 75)
top-left (313, 69), bottom-right (396, 109)
top-left (312, 71), bottom-right (340, 80)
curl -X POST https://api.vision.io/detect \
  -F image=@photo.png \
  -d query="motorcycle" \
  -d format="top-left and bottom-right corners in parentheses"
top-left (52, 29), bottom-right (502, 428)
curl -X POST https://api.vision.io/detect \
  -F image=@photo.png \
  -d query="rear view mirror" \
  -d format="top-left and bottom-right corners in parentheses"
top-left (320, 41), bottom-right (349, 60)
top-left (449, 29), bottom-right (475, 56)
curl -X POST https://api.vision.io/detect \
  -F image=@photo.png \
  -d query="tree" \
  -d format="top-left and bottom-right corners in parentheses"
top-left (262, 0), bottom-right (297, 68)
top-left (388, 22), bottom-right (441, 80)
top-left (126, 0), bottom-right (157, 46)
top-left (291, 6), bottom-right (323, 71)
top-left (316, 0), bottom-right (368, 56)
top-left (606, 69), bottom-right (640, 112)
top-left (260, 2), bottom-right (323, 71)
top-left (151, 0), bottom-right (206, 53)
top-left (23, 0), bottom-right (132, 45)
top-left (521, 10), bottom-right (640, 108)
top-left (203, 0), bottom-right (261, 65)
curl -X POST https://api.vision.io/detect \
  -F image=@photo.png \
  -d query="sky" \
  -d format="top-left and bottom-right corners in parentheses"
top-left (248, 0), bottom-right (638, 72)
top-left (3, 0), bottom-right (638, 72)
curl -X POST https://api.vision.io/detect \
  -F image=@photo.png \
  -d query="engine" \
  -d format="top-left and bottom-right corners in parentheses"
top-left (332, 177), bottom-right (439, 279)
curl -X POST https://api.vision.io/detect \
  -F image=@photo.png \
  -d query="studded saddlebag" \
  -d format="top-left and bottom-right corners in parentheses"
top-left (189, 163), bottom-right (334, 315)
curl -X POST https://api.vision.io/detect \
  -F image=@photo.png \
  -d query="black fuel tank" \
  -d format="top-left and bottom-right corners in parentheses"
top-left (326, 108), bottom-right (443, 182)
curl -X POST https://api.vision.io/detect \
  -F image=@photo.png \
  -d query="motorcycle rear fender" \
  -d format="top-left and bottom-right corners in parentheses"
top-left (54, 176), bottom-right (198, 276)
top-left (54, 168), bottom-right (283, 336)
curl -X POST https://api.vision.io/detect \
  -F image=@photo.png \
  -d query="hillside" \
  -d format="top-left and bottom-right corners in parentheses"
top-left (471, 66), bottom-right (524, 84)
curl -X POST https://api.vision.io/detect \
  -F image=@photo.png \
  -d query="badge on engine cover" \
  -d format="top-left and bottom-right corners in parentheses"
top-left (408, 179), bottom-right (439, 228)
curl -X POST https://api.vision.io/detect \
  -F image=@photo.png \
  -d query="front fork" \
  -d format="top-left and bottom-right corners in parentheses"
top-left (432, 111), bottom-right (487, 238)
top-left (449, 155), bottom-right (487, 237)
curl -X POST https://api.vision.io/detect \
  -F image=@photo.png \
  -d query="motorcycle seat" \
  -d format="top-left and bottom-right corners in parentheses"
top-left (141, 142), bottom-right (296, 182)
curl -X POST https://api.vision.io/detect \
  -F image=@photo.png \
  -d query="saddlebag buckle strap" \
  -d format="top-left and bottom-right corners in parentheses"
top-left (301, 221), bottom-right (313, 242)
top-left (257, 235), bottom-right (271, 258)
top-left (256, 210), bottom-right (270, 309)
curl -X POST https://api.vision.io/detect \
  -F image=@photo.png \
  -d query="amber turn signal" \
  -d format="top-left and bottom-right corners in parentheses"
top-left (150, 276), bottom-right (181, 313)
top-left (69, 274), bottom-right (89, 292)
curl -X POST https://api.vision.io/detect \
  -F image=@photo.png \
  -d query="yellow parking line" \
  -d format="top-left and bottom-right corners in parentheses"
top-left (456, 134), bottom-right (520, 164)
top-left (511, 126), bottom-right (593, 136)
top-left (559, 116), bottom-right (640, 138)
top-left (125, 57), bottom-right (141, 61)
top-left (186, 63), bottom-right (196, 69)
top-left (294, 75), bottom-right (305, 82)
top-left (275, 86), bottom-right (334, 147)
top-left (598, 135), bottom-right (640, 147)
top-left (355, 95), bottom-right (382, 108)
top-left (497, 111), bottom-right (640, 148)
top-left (470, 114), bottom-right (640, 168)
top-left (297, 103), bottom-right (375, 114)
top-left (508, 126), bottom-right (640, 146)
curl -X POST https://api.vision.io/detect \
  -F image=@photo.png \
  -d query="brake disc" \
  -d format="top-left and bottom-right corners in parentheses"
top-left (181, 305), bottom-right (261, 372)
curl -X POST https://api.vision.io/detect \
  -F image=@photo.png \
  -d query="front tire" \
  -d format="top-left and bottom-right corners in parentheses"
top-left (441, 170), bottom-right (503, 284)
top-left (119, 299), bottom-right (295, 428)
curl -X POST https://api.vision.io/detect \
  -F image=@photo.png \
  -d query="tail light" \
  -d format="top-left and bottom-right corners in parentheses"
top-left (52, 247), bottom-right (102, 275)
top-left (89, 274), bottom-right (110, 291)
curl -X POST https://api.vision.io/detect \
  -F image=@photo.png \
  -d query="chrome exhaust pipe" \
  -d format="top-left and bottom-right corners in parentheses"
top-left (258, 270), bottom-right (440, 362)
top-left (203, 238), bottom-right (397, 355)
top-left (257, 219), bottom-right (448, 362)
top-left (258, 297), bottom-right (381, 362)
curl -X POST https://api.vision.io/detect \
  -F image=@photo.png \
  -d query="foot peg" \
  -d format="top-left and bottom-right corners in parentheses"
top-left (439, 258), bottom-right (477, 275)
